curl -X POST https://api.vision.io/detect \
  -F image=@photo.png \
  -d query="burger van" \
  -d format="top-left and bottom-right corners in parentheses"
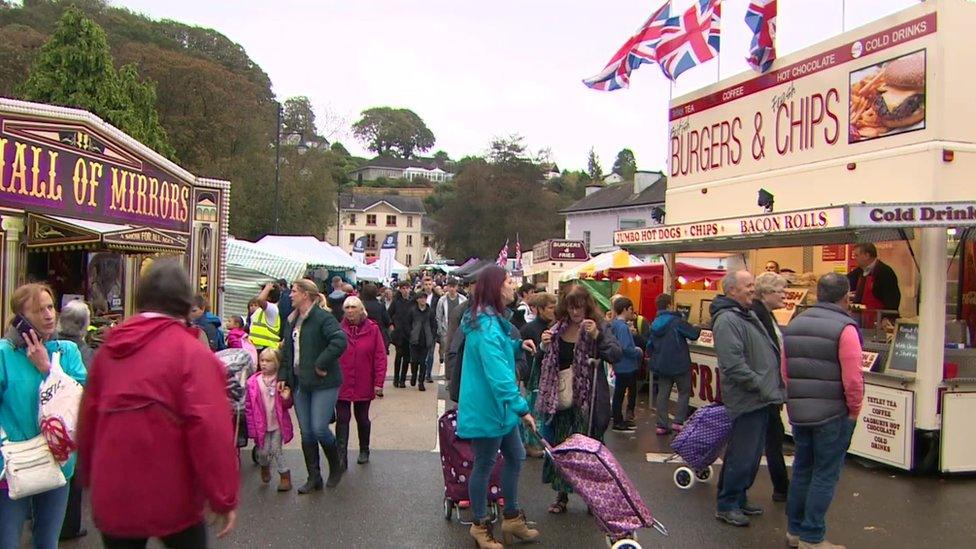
top-left (615, 0), bottom-right (976, 473)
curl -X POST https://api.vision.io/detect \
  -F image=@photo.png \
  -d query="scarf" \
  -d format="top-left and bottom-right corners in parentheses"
top-left (535, 319), bottom-right (597, 418)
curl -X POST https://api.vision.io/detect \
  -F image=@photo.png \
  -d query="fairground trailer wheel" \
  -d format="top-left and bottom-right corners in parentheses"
top-left (673, 466), bottom-right (695, 489)
top-left (443, 498), bottom-right (453, 521)
top-left (696, 465), bottom-right (714, 482)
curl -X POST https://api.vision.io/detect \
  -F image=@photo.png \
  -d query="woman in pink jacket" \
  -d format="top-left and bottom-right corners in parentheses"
top-left (336, 296), bottom-right (387, 469)
top-left (245, 348), bottom-right (295, 491)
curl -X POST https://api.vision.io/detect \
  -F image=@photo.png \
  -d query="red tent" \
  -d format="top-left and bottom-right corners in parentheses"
top-left (607, 262), bottom-right (727, 319)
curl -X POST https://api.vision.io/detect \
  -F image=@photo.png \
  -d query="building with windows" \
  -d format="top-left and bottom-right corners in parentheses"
top-left (350, 156), bottom-right (454, 184)
top-left (337, 193), bottom-right (426, 267)
top-left (560, 171), bottom-right (665, 254)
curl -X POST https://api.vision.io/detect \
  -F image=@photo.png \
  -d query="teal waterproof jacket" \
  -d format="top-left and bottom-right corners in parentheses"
top-left (456, 308), bottom-right (529, 439)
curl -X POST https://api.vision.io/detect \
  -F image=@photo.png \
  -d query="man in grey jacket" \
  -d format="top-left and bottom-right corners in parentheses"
top-left (710, 270), bottom-right (785, 527)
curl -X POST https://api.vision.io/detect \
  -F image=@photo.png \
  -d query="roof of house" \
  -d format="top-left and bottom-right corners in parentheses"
top-left (560, 171), bottom-right (666, 214)
top-left (341, 192), bottom-right (426, 215)
top-left (350, 156), bottom-right (438, 172)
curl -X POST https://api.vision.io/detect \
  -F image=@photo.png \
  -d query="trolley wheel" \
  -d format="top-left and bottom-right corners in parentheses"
top-left (673, 467), bottom-right (695, 489)
top-left (608, 534), bottom-right (642, 549)
top-left (443, 498), bottom-right (453, 521)
top-left (696, 465), bottom-right (714, 482)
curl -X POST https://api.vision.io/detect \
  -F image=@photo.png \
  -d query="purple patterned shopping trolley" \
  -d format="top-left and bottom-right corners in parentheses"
top-left (668, 403), bottom-right (733, 489)
top-left (437, 409), bottom-right (506, 524)
top-left (545, 434), bottom-right (668, 547)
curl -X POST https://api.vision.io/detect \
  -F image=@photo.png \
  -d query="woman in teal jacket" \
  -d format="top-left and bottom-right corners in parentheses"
top-left (457, 266), bottom-right (540, 548)
top-left (0, 284), bottom-right (87, 549)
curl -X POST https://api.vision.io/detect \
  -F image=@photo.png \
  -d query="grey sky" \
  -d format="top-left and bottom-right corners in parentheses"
top-left (114, 0), bottom-right (919, 171)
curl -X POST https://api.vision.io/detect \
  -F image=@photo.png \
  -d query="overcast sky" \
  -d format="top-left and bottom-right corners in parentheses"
top-left (113, 0), bottom-right (920, 171)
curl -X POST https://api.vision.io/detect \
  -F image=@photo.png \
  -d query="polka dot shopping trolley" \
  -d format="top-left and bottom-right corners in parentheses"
top-left (438, 408), bottom-right (506, 524)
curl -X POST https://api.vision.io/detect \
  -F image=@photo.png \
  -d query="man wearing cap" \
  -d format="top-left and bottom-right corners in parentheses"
top-left (436, 278), bottom-right (467, 373)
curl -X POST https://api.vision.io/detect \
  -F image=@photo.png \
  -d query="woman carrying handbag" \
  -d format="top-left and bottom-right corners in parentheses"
top-left (536, 284), bottom-right (621, 515)
top-left (0, 283), bottom-right (87, 549)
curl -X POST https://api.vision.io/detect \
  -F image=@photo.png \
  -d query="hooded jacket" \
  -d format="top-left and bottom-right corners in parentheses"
top-left (647, 310), bottom-right (701, 377)
top-left (338, 318), bottom-right (387, 401)
top-left (244, 372), bottom-right (294, 448)
top-left (76, 314), bottom-right (238, 538)
top-left (456, 309), bottom-right (529, 439)
top-left (709, 296), bottom-right (785, 418)
top-left (194, 311), bottom-right (224, 351)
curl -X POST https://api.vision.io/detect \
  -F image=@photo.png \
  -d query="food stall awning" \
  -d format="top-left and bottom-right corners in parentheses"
top-left (255, 235), bottom-right (357, 270)
top-left (226, 237), bottom-right (306, 282)
top-left (559, 250), bottom-right (645, 281)
top-left (25, 213), bottom-right (188, 253)
top-left (613, 206), bottom-right (917, 254)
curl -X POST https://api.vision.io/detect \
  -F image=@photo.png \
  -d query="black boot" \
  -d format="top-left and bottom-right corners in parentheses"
top-left (335, 422), bottom-right (349, 473)
top-left (357, 423), bottom-right (371, 464)
top-left (323, 442), bottom-right (345, 488)
top-left (297, 441), bottom-right (323, 494)
top-left (410, 363), bottom-right (418, 386)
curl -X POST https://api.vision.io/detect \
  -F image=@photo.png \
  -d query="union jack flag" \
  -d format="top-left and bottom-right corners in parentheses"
top-left (656, 0), bottom-right (722, 81)
top-left (496, 239), bottom-right (509, 267)
top-left (514, 236), bottom-right (523, 272)
top-left (583, 2), bottom-right (671, 91)
top-left (745, 0), bottom-right (777, 72)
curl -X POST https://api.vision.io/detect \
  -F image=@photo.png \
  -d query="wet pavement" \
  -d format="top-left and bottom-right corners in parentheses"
top-left (58, 358), bottom-right (976, 548)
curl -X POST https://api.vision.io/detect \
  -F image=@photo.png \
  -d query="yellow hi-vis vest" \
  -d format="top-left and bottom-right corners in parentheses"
top-left (249, 308), bottom-right (281, 348)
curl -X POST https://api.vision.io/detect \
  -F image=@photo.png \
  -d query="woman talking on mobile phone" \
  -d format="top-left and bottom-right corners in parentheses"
top-left (0, 284), bottom-right (87, 549)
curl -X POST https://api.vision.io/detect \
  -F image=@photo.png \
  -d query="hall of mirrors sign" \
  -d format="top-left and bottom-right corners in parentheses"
top-left (0, 116), bottom-right (191, 232)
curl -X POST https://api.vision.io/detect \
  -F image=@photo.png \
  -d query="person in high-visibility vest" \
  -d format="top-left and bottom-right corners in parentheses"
top-left (249, 282), bottom-right (282, 350)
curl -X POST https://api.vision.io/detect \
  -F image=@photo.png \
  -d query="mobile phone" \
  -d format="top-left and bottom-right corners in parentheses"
top-left (12, 313), bottom-right (36, 339)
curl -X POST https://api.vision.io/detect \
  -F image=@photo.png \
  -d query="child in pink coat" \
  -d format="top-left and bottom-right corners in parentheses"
top-left (245, 348), bottom-right (294, 491)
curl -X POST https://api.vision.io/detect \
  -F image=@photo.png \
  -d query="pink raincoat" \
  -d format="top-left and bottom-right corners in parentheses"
top-left (244, 373), bottom-right (294, 448)
top-left (339, 317), bottom-right (387, 401)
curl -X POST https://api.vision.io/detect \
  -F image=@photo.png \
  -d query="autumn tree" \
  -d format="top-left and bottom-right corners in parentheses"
top-left (612, 148), bottom-right (637, 181)
top-left (352, 106), bottom-right (435, 158)
top-left (433, 149), bottom-right (563, 260)
top-left (20, 7), bottom-right (175, 158)
top-left (586, 147), bottom-right (603, 181)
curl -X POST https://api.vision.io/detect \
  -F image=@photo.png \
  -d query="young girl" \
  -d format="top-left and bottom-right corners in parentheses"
top-left (245, 348), bottom-right (294, 491)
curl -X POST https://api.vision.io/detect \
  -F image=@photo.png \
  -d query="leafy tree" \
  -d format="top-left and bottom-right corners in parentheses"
top-left (352, 106), bottom-right (435, 158)
top-left (487, 134), bottom-right (530, 166)
top-left (282, 95), bottom-right (317, 138)
top-left (432, 149), bottom-right (450, 168)
top-left (330, 141), bottom-right (350, 156)
top-left (586, 147), bottom-right (602, 181)
top-left (612, 148), bottom-right (637, 181)
top-left (19, 7), bottom-right (175, 158)
top-left (433, 149), bottom-right (562, 259)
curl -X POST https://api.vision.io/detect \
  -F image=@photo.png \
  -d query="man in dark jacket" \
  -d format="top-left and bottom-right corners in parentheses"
top-left (847, 243), bottom-right (900, 325)
top-left (782, 273), bottom-right (863, 549)
top-left (361, 283), bottom-right (392, 352)
top-left (420, 277), bottom-right (440, 383)
top-left (647, 293), bottom-right (701, 435)
top-left (388, 281), bottom-right (414, 388)
top-left (327, 276), bottom-right (348, 322)
top-left (190, 294), bottom-right (224, 351)
top-left (710, 270), bottom-right (784, 527)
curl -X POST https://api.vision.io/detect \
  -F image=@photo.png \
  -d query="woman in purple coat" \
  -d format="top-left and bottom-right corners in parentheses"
top-left (336, 296), bottom-right (387, 468)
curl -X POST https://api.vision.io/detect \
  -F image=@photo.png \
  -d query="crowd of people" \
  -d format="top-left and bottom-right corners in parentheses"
top-left (0, 260), bottom-right (862, 549)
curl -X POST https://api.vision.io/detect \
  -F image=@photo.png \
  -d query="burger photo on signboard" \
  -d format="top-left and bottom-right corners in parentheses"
top-left (849, 50), bottom-right (926, 143)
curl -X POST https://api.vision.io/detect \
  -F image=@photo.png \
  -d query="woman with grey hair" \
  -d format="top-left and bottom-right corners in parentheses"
top-left (56, 300), bottom-right (94, 541)
top-left (750, 270), bottom-right (791, 502)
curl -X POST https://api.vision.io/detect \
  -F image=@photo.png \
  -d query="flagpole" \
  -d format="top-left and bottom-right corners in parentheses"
top-left (842, 0), bottom-right (846, 32)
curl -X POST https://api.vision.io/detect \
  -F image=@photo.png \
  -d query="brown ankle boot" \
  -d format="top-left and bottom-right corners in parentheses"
top-left (469, 519), bottom-right (503, 549)
top-left (277, 471), bottom-right (292, 492)
top-left (502, 510), bottom-right (540, 544)
top-left (260, 465), bottom-right (271, 483)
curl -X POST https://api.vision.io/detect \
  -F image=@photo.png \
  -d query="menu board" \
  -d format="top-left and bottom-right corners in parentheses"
top-left (885, 320), bottom-right (919, 374)
top-left (849, 385), bottom-right (914, 470)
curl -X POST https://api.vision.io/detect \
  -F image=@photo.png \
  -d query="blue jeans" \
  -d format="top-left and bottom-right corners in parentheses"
top-left (788, 417), bottom-right (856, 543)
top-left (717, 407), bottom-right (769, 512)
top-left (293, 386), bottom-right (339, 447)
top-left (425, 345), bottom-right (435, 379)
top-left (469, 426), bottom-right (526, 522)
top-left (0, 484), bottom-right (70, 549)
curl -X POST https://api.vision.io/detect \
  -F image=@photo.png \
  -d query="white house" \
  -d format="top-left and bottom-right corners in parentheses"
top-left (560, 171), bottom-right (666, 254)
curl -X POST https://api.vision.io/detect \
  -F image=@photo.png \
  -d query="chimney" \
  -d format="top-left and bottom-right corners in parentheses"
top-left (633, 171), bottom-right (655, 194)
top-left (585, 183), bottom-right (602, 196)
